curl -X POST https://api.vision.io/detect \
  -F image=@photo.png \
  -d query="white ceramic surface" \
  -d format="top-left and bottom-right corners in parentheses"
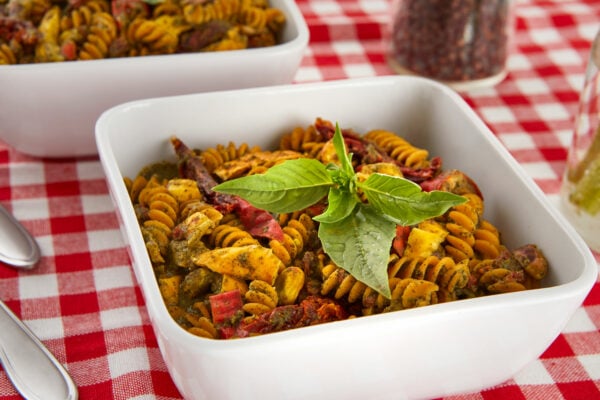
top-left (95, 76), bottom-right (598, 400)
top-left (0, 0), bottom-right (308, 158)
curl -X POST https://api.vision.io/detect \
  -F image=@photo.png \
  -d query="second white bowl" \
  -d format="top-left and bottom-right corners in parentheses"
top-left (0, 0), bottom-right (308, 158)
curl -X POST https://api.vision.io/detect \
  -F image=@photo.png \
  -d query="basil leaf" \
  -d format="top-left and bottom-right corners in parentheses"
top-left (360, 173), bottom-right (466, 226)
top-left (333, 123), bottom-right (354, 177)
top-left (319, 204), bottom-right (395, 298)
top-left (213, 158), bottom-right (332, 213)
top-left (313, 187), bottom-right (358, 224)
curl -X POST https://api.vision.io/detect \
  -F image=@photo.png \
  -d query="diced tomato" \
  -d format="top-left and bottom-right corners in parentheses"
top-left (60, 41), bottom-right (77, 61)
top-left (392, 225), bottom-right (411, 256)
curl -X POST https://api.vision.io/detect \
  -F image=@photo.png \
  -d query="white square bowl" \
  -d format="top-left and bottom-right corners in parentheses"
top-left (95, 76), bottom-right (597, 400)
top-left (0, 0), bottom-right (308, 158)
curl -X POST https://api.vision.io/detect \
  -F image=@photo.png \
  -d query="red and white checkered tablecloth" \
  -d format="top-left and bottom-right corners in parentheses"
top-left (1, 0), bottom-right (599, 399)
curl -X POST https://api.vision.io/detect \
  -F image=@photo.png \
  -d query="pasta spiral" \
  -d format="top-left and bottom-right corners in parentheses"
top-left (125, 15), bottom-right (187, 55)
top-left (240, 5), bottom-right (268, 31)
top-left (200, 141), bottom-right (260, 173)
top-left (59, 1), bottom-right (103, 31)
top-left (168, 303), bottom-right (219, 338)
top-left (210, 224), bottom-right (260, 248)
top-left (364, 129), bottom-right (430, 168)
top-left (473, 219), bottom-right (502, 259)
top-left (133, 177), bottom-right (180, 263)
top-left (269, 213), bottom-right (316, 266)
top-left (78, 11), bottom-right (118, 60)
top-left (440, 194), bottom-right (482, 262)
top-left (139, 181), bottom-right (179, 234)
top-left (124, 175), bottom-right (147, 203)
top-left (186, 315), bottom-right (219, 338)
top-left (0, 43), bottom-right (17, 64)
top-left (242, 279), bottom-right (278, 318)
top-left (279, 125), bottom-right (327, 157)
top-left (362, 277), bottom-right (439, 315)
top-left (212, 149), bottom-right (301, 181)
top-left (182, 0), bottom-right (245, 25)
top-left (264, 7), bottom-right (285, 33)
top-left (153, 0), bottom-right (183, 18)
top-left (320, 262), bottom-right (367, 304)
top-left (387, 254), bottom-right (470, 301)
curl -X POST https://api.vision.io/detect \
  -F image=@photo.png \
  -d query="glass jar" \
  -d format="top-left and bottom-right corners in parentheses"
top-left (560, 27), bottom-right (600, 253)
top-left (386, 0), bottom-right (514, 91)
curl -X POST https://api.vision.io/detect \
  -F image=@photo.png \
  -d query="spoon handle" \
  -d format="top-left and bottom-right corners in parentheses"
top-left (0, 300), bottom-right (78, 400)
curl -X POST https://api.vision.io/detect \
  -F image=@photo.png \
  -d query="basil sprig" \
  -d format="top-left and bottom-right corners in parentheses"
top-left (214, 124), bottom-right (466, 298)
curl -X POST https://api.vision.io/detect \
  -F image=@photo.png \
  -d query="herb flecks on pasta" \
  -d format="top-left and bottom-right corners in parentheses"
top-left (124, 118), bottom-right (550, 339)
top-left (0, 0), bottom-right (286, 64)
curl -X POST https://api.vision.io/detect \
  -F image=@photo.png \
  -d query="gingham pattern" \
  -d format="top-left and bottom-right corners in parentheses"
top-left (0, 0), bottom-right (599, 399)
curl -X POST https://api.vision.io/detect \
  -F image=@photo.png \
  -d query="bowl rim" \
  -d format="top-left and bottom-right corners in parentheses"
top-left (96, 75), bottom-right (599, 348)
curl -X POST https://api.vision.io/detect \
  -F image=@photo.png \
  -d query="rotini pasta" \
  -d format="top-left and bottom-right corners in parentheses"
top-left (269, 212), bottom-right (315, 266)
top-left (473, 219), bottom-right (502, 259)
top-left (152, 0), bottom-right (183, 18)
top-left (210, 224), bottom-right (259, 247)
top-left (362, 277), bottom-right (439, 315)
top-left (182, 0), bottom-right (243, 25)
top-left (364, 128), bottom-right (430, 169)
top-left (200, 141), bottom-right (260, 173)
top-left (0, 42), bottom-right (16, 64)
top-left (125, 15), bottom-right (186, 55)
top-left (212, 149), bottom-right (302, 180)
top-left (279, 124), bottom-right (326, 153)
top-left (388, 254), bottom-right (470, 301)
top-left (242, 279), bottom-right (278, 319)
top-left (0, 0), bottom-right (286, 64)
top-left (125, 117), bottom-right (550, 339)
top-left (321, 261), bottom-right (366, 303)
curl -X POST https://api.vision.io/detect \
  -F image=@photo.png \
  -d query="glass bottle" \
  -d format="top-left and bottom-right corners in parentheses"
top-left (386, 0), bottom-right (514, 91)
top-left (560, 27), bottom-right (600, 253)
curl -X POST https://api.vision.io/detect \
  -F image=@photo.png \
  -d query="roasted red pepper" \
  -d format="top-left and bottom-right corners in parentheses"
top-left (209, 290), bottom-right (244, 339)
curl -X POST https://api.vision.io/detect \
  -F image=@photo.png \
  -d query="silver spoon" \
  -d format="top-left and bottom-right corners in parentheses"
top-left (0, 204), bottom-right (78, 399)
top-left (0, 301), bottom-right (79, 400)
top-left (0, 204), bottom-right (40, 269)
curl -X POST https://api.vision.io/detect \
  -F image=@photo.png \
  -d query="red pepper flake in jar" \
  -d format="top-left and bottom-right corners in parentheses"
top-left (387, 0), bottom-right (513, 90)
